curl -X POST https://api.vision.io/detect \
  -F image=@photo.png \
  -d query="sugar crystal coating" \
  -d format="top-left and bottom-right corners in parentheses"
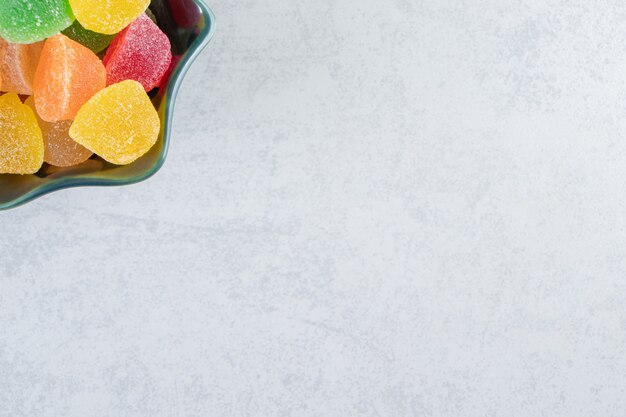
top-left (34, 34), bottom-right (106, 122)
top-left (0, 93), bottom-right (44, 174)
top-left (69, 80), bottom-right (160, 165)
top-left (103, 14), bottom-right (172, 92)
top-left (0, 38), bottom-right (44, 96)
top-left (24, 96), bottom-right (93, 167)
top-left (0, 0), bottom-right (75, 44)
top-left (69, 0), bottom-right (151, 35)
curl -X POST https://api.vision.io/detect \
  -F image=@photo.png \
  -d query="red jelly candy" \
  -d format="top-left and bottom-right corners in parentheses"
top-left (103, 14), bottom-right (172, 92)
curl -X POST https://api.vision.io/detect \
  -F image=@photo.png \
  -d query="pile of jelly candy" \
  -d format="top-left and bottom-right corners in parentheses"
top-left (0, 0), bottom-right (181, 174)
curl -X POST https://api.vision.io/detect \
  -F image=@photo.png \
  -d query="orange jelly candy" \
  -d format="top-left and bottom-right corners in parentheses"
top-left (0, 38), bottom-right (44, 96)
top-left (33, 34), bottom-right (106, 123)
top-left (24, 97), bottom-right (93, 167)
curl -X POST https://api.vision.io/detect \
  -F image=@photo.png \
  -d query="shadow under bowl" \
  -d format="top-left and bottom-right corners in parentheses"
top-left (0, 0), bottom-right (215, 210)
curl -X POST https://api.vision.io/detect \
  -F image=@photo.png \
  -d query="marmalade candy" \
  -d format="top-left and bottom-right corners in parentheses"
top-left (25, 97), bottom-right (93, 167)
top-left (69, 80), bottom-right (160, 165)
top-left (34, 34), bottom-right (106, 122)
top-left (0, 0), bottom-right (191, 174)
top-left (0, 93), bottom-right (44, 174)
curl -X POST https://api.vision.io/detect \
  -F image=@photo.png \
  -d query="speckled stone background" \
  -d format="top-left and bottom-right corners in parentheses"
top-left (2, 0), bottom-right (626, 415)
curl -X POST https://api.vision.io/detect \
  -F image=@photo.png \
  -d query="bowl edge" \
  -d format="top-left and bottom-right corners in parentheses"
top-left (0, 0), bottom-right (216, 211)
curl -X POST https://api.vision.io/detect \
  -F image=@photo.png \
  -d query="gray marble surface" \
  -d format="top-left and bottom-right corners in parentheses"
top-left (2, 0), bottom-right (626, 415)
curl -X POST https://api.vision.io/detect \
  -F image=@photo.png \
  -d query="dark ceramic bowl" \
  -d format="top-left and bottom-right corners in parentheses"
top-left (0, 0), bottom-right (215, 210)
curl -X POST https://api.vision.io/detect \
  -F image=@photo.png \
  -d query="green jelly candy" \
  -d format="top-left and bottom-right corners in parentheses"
top-left (0, 0), bottom-right (75, 44)
top-left (62, 20), bottom-right (115, 53)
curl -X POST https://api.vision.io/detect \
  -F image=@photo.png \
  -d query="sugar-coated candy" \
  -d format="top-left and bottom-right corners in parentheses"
top-left (34, 34), bottom-right (106, 122)
top-left (24, 97), bottom-right (93, 167)
top-left (0, 39), bottom-right (44, 96)
top-left (0, 0), bottom-right (74, 44)
top-left (69, 0), bottom-right (151, 35)
top-left (0, 0), bottom-right (195, 176)
top-left (103, 14), bottom-right (172, 92)
top-left (69, 80), bottom-right (160, 165)
top-left (0, 93), bottom-right (44, 174)
top-left (62, 21), bottom-right (115, 54)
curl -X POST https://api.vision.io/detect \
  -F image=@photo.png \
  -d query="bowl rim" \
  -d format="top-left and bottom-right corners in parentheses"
top-left (0, 0), bottom-right (216, 211)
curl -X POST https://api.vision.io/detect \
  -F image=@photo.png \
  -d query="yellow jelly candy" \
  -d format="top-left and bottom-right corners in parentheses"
top-left (24, 97), bottom-right (93, 167)
top-left (69, 80), bottom-right (160, 165)
top-left (0, 93), bottom-right (44, 174)
top-left (68, 0), bottom-right (151, 35)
